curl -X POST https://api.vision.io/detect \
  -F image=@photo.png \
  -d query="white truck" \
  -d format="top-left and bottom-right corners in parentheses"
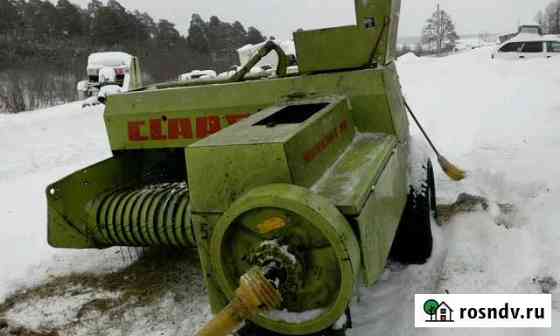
top-left (77, 52), bottom-right (142, 106)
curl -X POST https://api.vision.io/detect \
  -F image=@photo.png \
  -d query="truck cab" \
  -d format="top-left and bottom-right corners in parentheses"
top-left (77, 52), bottom-right (142, 100)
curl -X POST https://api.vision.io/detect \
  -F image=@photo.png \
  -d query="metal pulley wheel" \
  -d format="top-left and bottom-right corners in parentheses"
top-left (210, 184), bottom-right (361, 335)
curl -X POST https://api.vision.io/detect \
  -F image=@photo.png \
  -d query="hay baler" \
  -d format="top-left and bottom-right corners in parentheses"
top-left (46, 1), bottom-right (435, 334)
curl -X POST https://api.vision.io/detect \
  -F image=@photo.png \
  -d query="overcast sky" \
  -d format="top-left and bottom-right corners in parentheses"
top-left (69, 0), bottom-right (552, 39)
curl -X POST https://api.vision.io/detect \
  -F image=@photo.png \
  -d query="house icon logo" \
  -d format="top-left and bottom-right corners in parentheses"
top-left (423, 299), bottom-right (455, 322)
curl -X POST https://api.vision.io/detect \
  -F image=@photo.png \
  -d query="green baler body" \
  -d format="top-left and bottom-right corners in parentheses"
top-left (46, 1), bottom-right (413, 334)
top-left (105, 67), bottom-right (407, 151)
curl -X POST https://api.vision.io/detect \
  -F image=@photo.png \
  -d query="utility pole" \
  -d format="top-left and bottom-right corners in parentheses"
top-left (437, 3), bottom-right (442, 55)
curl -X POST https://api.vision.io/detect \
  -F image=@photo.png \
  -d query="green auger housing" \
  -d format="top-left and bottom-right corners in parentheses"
top-left (46, 1), bottom-right (424, 334)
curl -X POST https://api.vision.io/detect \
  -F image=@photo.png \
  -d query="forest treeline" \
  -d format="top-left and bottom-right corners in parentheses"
top-left (0, 0), bottom-right (266, 112)
top-left (536, 0), bottom-right (560, 34)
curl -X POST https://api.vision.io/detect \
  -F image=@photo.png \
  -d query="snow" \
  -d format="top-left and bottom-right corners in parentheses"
top-left (237, 40), bottom-right (296, 71)
top-left (1, 46), bottom-right (560, 335)
top-left (257, 240), bottom-right (298, 264)
top-left (98, 84), bottom-right (123, 98)
top-left (5, 287), bottom-right (120, 330)
top-left (178, 70), bottom-right (217, 81)
top-left (397, 52), bottom-right (420, 64)
top-left (395, 46), bottom-right (560, 334)
top-left (265, 308), bottom-right (326, 324)
top-left (310, 132), bottom-right (392, 197)
top-left (0, 103), bottom-right (126, 301)
top-left (454, 37), bottom-right (497, 52)
top-left (87, 52), bottom-right (133, 69)
top-left (508, 33), bottom-right (560, 44)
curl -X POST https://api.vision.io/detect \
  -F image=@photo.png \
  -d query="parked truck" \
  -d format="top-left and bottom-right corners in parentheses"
top-left (77, 52), bottom-right (142, 105)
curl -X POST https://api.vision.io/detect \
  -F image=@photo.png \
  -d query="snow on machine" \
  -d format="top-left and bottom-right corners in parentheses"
top-left (237, 39), bottom-right (298, 74)
top-left (78, 52), bottom-right (142, 107)
top-left (46, 1), bottom-right (463, 335)
top-left (214, 40), bottom-right (298, 79)
top-left (178, 69), bottom-right (218, 81)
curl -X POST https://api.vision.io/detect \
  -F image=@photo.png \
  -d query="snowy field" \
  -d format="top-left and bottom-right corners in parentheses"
top-left (0, 47), bottom-right (559, 335)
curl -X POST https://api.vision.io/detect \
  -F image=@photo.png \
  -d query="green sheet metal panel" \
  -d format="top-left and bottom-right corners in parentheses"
top-left (294, 26), bottom-right (377, 74)
top-left (186, 97), bottom-right (354, 212)
top-left (105, 68), bottom-right (402, 150)
top-left (354, 0), bottom-right (401, 65)
top-left (293, 0), bottom-right (402, 73)
top-left (186, 143), bottom-right (291, 213)
top-left (130, 57), bottom-right (143, 90)
top-left (181, 100), bottom-right (339, 147)
top-left (46, 150), bottom-right (187, 249)
top-left (355, 144), bottom-right (408, 286)
top-left (311, 133), bottom-right (397, 215)
top-left (191, 212), bottom-right (230, 313)
top-left (46, 153), bottom-right (147, 248)
top-left (386, 0), bottom-right (402, 64)
top-left (283, 98), bottom-right (355, 188)
top-left (383, 63), bottom-right (409, 142)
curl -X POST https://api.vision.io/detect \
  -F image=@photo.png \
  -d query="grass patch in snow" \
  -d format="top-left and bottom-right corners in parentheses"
top-left (436, 192), bottom-right (516, 228)
top-left (1, 248), bottom-right (198, 310)
top-left (0, 248), bottom-right (209, 336)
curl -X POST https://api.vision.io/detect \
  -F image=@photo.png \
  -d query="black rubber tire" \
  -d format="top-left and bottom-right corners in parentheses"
top-left (388, 161), bottom-right (434, 264)
top-left (236, 323), bottom-right (346, 336)
top-left (427, 160), bottom-right (438, 220)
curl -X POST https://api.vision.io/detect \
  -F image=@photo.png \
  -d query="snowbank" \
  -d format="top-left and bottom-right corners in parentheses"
top-left (397, 47), bottom-right (560, 334)
top-left (88, 52), bottom-right (133, 70)
top-left (398, 52), bottom-right (421, 64)
top-left (0, 103), bottom-right (124, 301)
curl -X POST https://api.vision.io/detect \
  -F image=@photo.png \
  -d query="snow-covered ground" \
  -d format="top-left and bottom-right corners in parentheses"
top-left (397, 48), bottom-right (560, 335)
top-left (0, 103), bottom-right (118, 299)
top-left (0, 47), bottom-right (559, 335)
top-left (453, 37), bottom-right (497, 52)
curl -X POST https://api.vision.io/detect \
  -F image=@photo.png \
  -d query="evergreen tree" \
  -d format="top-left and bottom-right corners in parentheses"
top-left (90, 5), bottom-right (122, 45)
top-left (156, 19), bottom-right (181, 49)
top-left (0, 0), bottom-right (268, 112)
top-left (187, 14), bottom-right (210, 53)
top-left (21, 0), bottom-right (60, 41)
top-left (87, 0), bottom-right (102, 16)
top-left (55, 0), bottom-right (84, 37)
top-left (231, 21), bottom-right (248, 47)
top-left (0, 0), bottom-right (20, 36)
top-left (133, 10), bottom-right (157, 39)
top-left (106, 0), bottom-right (126, 13)
top-left (246, 26), bottom-right (266, 44)
top-left (207, 16), bottom-right (230, 51)
top-left (544, 1), bottom-right (560, 34)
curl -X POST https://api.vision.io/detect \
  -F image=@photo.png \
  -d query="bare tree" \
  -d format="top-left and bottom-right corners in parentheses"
top-left (544, 1), bottom-right (560, 34)
top-left (0, 71), bottom-right (27, 113)
top-left (421, 4), bottom-right (459, 55)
